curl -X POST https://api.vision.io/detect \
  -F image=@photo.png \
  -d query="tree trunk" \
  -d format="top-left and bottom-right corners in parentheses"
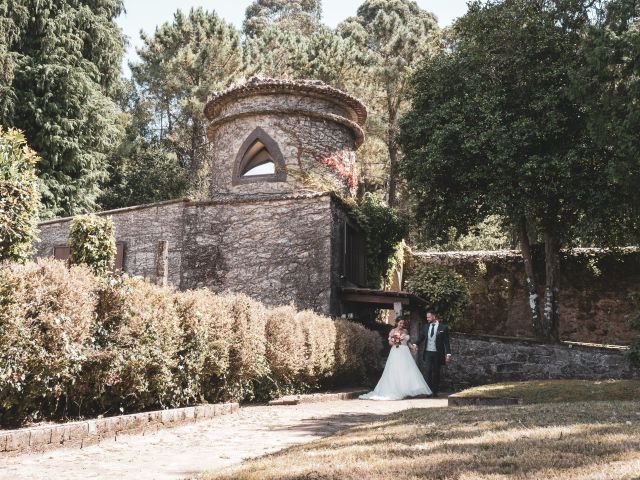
top-left (519, 217), bottom-right (543, 338)
top-left (386, 100), bottom-right (399, 207)
top-left (542, 229), bottom-right (561, 341)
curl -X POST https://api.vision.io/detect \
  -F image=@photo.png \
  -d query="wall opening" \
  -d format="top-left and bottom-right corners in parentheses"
top-left (233, 127), bottom-right (286, 185)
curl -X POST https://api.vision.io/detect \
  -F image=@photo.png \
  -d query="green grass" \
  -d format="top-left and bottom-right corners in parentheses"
top-left (199, 401), bottom-right (640, 480)
top-left (453, 379), bottom-right (640, 403)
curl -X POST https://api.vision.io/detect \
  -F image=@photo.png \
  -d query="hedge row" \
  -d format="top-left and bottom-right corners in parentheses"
top-left (0, 259), bottom-right (383, 427)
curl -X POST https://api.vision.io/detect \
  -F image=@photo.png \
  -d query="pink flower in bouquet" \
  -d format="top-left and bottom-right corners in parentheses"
top-left (389, 331), bottom-right (404, 348)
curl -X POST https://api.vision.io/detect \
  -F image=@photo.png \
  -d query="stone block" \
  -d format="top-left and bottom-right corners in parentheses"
top-left (0, 433), bottom-right (8, 452)
top-left (183, 407), bottom-right (195, 421)
top-left (87, 420), bottom-right (97, 436)
top-left (5, 431), bottom-right (30, 452)
top-left (64, 423), bottom-right (89, 442)
top-left (160, 409), bottom-right (176, 424)
top-left (29, 427), bottom-right (52, 449)
top-left (95, 418), bottom-right (117, 438)
top-left (194, 405), bottom-right (207, 419)
top-left (217, 403), bottom-right (231, 416)
top-left (50, 425), bottom-right (69, 445)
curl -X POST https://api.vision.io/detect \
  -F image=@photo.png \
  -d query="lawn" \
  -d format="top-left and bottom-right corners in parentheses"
top-left (453, 379), bottom-right (640, 404)
top-left (199, 381), bottom-right (640, 480)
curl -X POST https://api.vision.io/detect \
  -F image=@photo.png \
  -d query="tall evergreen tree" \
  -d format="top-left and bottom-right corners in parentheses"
top-left (338, 0), bottom-right (440, 205)
top-left (131, 8), bottom-right (243, 197)
top-left (243, 0), bottom-right (322, 38)
top-left (1, 0), bottom-right (125, 218)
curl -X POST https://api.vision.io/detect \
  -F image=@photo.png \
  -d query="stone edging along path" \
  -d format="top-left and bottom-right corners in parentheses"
top-left (0, 402), bottom-right (239, 456)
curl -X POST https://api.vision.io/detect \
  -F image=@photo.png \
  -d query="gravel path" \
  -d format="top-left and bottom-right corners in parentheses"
top-left (0, 398), bottom-right (446, 480)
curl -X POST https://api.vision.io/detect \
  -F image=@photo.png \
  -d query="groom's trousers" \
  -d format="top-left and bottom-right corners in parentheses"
top-left (423, 351), bottom-right (442, 395)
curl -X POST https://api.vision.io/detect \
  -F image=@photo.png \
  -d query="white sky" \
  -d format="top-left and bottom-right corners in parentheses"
top-left (117, 0), bottom-right (470, 74)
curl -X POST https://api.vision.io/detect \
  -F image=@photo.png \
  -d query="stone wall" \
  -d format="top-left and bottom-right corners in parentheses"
top-left (411, 250), bottom-right (640, 345)
top-left (440, 333), bottom-right (638, 390)
top-left (35, 192), bottom-right (344, 314)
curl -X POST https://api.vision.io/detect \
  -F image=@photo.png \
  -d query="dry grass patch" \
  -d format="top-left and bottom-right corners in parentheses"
top-left (199, 401), bottom-right (640, 480)
top-left (455, 379), bottom-right (640, 404)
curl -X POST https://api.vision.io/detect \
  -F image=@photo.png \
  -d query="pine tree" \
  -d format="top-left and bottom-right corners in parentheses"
top-left (243, 0), bottom-right (322, 38)
top-left (1, 0), bottom-right (125, 218)
top-left (338, 0), bottom-right (440, 205)
top-left (131, 8), bottom-right (243, 198)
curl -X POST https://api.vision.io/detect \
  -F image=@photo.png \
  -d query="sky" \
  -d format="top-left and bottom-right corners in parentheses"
top-left (117, 0), bottom-right (470, 73)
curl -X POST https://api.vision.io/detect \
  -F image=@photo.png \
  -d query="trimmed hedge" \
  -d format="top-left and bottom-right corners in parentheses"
top-left (0, 259), bottom-right (383, 427)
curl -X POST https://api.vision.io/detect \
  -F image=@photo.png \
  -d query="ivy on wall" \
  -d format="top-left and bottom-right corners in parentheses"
top-left (348, 192), bottom-right (408, 289)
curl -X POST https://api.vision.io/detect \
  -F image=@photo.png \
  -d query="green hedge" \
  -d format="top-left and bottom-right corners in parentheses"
top-left (0, 259), bottom-right (383, 427)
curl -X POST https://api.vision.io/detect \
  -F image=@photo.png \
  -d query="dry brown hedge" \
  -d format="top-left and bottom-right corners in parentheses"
top-left (0, 259), bottom-right (383, 427)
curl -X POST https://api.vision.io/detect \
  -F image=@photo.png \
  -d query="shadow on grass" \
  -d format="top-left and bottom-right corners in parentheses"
top-left (203, 401), bottom-right (640, 480)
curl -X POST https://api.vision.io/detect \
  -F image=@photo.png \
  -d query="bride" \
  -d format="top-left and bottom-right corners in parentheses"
top-left (360, 316), bottom-right (432, 400)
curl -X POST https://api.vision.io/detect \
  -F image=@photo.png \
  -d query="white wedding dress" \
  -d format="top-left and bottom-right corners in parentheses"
top-left (360, 333), bottom-right (432, 400)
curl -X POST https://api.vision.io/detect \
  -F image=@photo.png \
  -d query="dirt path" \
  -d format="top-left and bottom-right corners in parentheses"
top-left (1, 398), bottom-right (446, 480)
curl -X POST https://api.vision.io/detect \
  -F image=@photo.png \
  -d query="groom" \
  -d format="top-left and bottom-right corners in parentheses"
top-left (414, 310), bottom-right (452, 397)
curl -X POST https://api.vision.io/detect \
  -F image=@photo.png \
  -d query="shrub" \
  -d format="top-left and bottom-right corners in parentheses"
top-left (69, 214), bottom-right (116, 276)
top-left (264, 305), bottom-right (307, 395)
top-left (0, 126), bottom-right (40, 263)
top-left (0, 260), bottom-right (383, 426)
top-left (174, 289), bottom-right (234, 404)
top-left (0, 259), bottom-right (96, 425)
top-left (226, 294), bottom-right (270, 401)
top-left (333, 319), bottom-right (384, 386)
top-left (85, 276), bottom-right (182, 415)
top-left (405, 264), bottom-right (471, 326)
top-left (297, 310), bottom-right (336, 387)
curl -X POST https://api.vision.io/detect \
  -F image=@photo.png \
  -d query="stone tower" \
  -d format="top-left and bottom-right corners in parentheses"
top-left (204, 77), bottom-right (367, 198)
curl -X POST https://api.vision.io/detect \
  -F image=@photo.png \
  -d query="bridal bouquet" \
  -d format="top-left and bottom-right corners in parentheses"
top-left (389, 331), bottom-right (405, 348)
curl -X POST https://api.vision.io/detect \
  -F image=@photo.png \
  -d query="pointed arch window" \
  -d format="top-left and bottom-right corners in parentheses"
top-left (233, 127), bottom-right (286, 185)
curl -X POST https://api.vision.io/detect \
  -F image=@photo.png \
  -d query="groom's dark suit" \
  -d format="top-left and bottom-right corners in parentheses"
top-left (415, 322), bottom-right (451, 395)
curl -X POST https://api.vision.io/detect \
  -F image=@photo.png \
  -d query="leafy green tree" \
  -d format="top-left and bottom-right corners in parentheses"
top-left (69, 215), bottom-right (116, 276)
top-left (0, 127), bottom-right (40, 262)
top-left (132, 8), bottom-right (243, 198)
top-left (405, 264), bottom-right (470, 326)
top-left (1, 0), bottom-right (125, 218)
top-left (243, 0), bottom-right (322, 37)
top-left (338, 0), bottom-right (440, 205)
top-left (99, 81), bottom-right (189, 210)
top-left (399, 0), bottom-right (640, 340)
top-left (571, 0), bottom-right (640, 245)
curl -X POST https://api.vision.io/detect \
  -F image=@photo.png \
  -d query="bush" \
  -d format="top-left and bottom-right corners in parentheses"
top-left (69, 214), bottom-right (116, 276)
top-left (0, 126), bottom-right (40, 263)
top-left (174, 289), bottom-right (234, 403)
top-left (405, 264), bottom-right (471, 326)
top-left (333, 319), bottom-right (384, 386)
top-left (264, 305), bottom-right (307, 396)
top-left (0, 259), bottom-right (96, 425)
top-left (0, 260), bottom-right (383, 427)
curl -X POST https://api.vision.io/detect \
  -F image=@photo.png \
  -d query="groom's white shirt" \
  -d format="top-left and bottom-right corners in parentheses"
top-left (426, 321), bottom-right (438, 352)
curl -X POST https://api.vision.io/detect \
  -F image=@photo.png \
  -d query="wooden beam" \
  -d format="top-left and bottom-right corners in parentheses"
top-left (341, 293), bottom-right (410, 305)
